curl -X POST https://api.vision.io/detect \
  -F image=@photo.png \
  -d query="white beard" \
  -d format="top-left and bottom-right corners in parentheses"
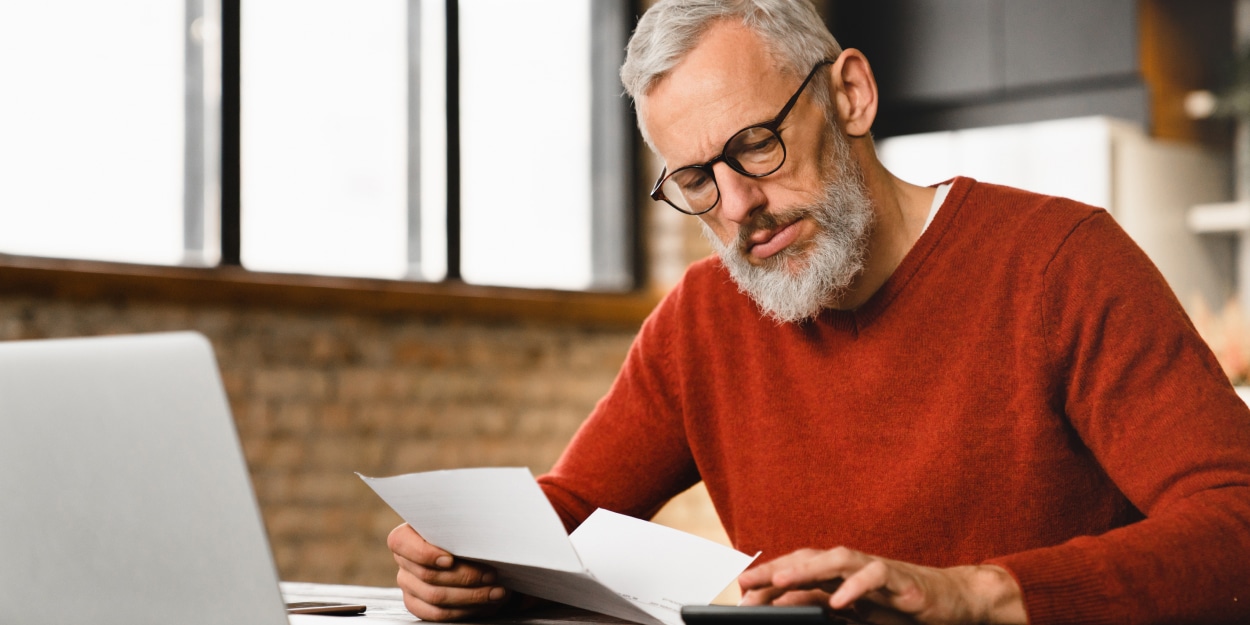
top-left (702, 131), bottom-right (875, 324)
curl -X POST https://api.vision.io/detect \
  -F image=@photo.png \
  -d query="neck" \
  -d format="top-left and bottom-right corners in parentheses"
top-left (826, 154), bottom-right (936, 311)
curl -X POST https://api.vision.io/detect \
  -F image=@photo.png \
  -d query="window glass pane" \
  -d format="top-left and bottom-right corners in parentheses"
top-left (416, 0), bottom-right (448, 281)
top-left (241, 0), bottom-right (408, 279)
top-left (0, 1), bottom-right (186, 265)
top-left (458, 0), bottom-right (592, 290)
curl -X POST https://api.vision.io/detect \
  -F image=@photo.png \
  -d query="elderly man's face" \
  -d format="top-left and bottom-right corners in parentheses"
top-left (642, 23), bottom-right (833, 265)
top-left (640, 22), bottom-right (875, 321)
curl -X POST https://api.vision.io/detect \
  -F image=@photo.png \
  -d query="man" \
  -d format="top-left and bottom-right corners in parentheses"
top-left (389, 1), bottom-right (1250, 623)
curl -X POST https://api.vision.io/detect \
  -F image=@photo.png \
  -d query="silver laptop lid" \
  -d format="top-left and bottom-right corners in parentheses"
top-left (0, 332), bottom-right (289, 625)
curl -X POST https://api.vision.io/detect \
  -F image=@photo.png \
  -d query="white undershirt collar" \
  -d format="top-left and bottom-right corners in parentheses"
top-left (921, 183), bottom-right (952, 234)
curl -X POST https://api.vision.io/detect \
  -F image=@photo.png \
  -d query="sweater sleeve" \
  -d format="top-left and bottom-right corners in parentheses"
top-left (536, 273), bottom-right (703, 532)
top-left (988, 210), bottom-right (1250, 624)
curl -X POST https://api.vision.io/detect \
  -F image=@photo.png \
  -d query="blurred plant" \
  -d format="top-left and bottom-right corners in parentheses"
top-left (1184, 40), bottom-right (1250, 387)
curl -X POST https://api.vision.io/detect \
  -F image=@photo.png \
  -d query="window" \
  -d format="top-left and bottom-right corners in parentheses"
top-left (240, 0), bottom-right (411, 280)
top-left (457, 0), bottom-right (632, 291)
top-left (0, 0), bottom-right (636, 292)
top-left (0, 1), bottom-right (204, 266)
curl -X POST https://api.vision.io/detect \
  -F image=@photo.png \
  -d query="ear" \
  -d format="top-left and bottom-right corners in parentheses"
top-left (829, 48), bottom-right (878, 138)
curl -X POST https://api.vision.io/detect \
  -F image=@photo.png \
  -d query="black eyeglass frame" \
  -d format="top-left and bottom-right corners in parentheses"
top-left (649, 59), bottom-right (835, 216)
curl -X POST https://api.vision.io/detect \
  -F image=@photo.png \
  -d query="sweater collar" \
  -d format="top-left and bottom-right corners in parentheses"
top-left (817, 176), bottom-right (976, 334)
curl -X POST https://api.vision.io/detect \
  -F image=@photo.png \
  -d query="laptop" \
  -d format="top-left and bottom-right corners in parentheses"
top-left (0, 332), bottom-right (290, 625)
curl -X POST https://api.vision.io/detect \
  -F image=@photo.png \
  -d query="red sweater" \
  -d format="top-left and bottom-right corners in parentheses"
top-left (538, 177), bottom-right (1250, 624)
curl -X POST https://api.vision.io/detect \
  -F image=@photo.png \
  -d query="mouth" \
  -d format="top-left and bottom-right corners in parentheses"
top-left (744, 216), bottom-right (805, 261)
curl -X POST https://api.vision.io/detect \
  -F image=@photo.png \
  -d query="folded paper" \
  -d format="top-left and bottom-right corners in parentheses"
top-left (359, 468), bottom-right (756, 625)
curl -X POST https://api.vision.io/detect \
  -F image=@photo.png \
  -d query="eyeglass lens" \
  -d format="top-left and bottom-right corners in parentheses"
top-left (659, 126), bottom-right (785, 214)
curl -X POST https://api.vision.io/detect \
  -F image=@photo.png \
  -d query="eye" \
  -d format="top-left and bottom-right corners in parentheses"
top-left (728, 127), bottom-right (781, 167)
top-left (671, 168), bottom-right (712, 193)
top-left (741, 135), bottom-right (778, 155)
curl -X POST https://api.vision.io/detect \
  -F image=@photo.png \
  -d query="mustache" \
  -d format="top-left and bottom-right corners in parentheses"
top-left (734, 205), bottom-right (813, 254)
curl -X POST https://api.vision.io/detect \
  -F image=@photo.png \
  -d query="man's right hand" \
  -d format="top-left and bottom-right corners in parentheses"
top-left (387, 523), bottom-right (511, 621)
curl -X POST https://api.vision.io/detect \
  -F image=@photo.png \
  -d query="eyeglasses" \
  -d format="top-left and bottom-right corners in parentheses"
top-left (650, 59), bottom-right (834, 215)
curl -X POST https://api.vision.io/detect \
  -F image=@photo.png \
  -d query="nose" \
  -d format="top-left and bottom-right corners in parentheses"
top-left (710, 161), bottom-right (766, 226)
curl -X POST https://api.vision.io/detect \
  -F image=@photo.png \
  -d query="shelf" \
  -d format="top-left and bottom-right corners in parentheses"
top-left (1187, 201), bottom-right (1250, 233)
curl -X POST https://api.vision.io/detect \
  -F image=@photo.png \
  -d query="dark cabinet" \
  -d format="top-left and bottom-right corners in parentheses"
top-left (832, 0), bottom-right (1152, 137)
top-left (1002, 0), bottom-right (1137, 90)
top-left (866, 0), bottom-right (1000, 103)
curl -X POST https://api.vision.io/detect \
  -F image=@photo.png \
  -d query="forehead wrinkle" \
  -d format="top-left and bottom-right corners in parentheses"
top-left (684, 91), bottom-right (755, 167)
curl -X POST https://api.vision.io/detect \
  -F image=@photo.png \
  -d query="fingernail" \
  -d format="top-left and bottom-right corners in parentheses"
top-left (434, 555), bottom-right (453, 569)
top-left (481, 571), bottom-right (496, 584)
top-left (488, 587), bottom-right (507, 602)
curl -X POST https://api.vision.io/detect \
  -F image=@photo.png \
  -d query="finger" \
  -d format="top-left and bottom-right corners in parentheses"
top-left (741, 586), bottom-right (832, 608)
top-left (828, 559), bottom-right (891, 609)
top-left (768, 589), bottom-right (833, 607)
top-left (400, 588), bottom-right (501, 622)
top-left (388, 523), bottom-right (455, 569)
top-left (394, 551), bottom-right (499, 589)
top-left (389, 523), bottom-right (502, 589)
top-left (397, 566), bottom-right (509, 620)
top-left (770, 547), bottom-right (866, 589)
top-left (737, 567), bottom-right (771, 590)
top-left (399, 567), bottom-right (508, 607)
top-left (738, 562), bottom-right (780, 589)
top-left (739, 548), bottom-right (826, 589)
top-left (738, 585), bottom-right (791, 606)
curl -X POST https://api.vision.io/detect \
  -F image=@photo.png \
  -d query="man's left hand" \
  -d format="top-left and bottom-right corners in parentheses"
top-left (737, 547), bottom-right (1026, 625)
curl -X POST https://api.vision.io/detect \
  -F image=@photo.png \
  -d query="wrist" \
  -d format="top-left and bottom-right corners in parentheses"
top-left (960, 564), bottom-right (1026, 625)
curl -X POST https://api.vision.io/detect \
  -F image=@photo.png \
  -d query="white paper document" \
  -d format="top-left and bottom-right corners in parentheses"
top-left (358, 468), bottom-right (757, 625)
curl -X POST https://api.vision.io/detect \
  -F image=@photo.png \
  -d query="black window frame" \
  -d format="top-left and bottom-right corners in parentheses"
top-left (213, 0), bottom-right (641, 291)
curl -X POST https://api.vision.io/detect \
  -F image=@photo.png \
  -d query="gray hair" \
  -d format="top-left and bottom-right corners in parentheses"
top-left (620, 0), bottom-right (842, 101)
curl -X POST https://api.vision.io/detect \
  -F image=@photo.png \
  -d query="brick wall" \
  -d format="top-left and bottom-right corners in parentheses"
top-left (0, 291), bottom-right (727, 587)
